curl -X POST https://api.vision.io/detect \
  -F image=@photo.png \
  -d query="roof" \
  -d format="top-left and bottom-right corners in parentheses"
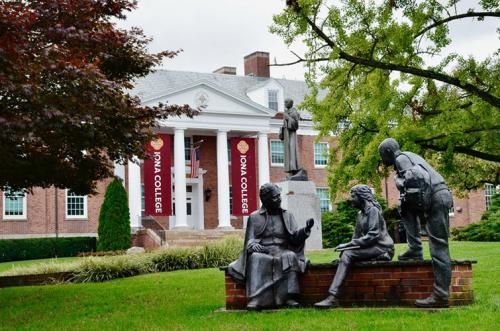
top-left (129, 70), bottom-right (326, 120)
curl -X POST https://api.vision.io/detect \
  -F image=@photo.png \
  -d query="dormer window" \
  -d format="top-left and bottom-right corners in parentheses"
top-left (268, 90), bottom-right (279, 111)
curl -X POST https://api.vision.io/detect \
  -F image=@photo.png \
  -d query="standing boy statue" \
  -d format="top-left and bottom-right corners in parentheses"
top-left (378, 138), bottom-right (453, 308)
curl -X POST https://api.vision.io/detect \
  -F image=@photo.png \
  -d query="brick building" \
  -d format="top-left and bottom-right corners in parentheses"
top-left (0, 51), bottom-right (493, 240)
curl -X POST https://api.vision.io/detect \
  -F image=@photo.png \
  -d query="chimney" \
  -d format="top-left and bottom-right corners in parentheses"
top-left (213, 66), bottom-right (236, 75)
top-left (244, 51), bottom-right (270, 77)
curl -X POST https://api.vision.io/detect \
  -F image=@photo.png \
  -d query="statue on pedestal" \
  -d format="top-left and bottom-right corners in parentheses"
top-left (378, 138), bottom-right (453, 308)
top-left (227, 183), bottom-right (314, 310)
top-left (280, 98), bottom-right (307, 181)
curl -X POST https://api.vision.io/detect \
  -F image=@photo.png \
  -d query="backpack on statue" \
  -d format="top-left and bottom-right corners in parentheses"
top-left (400, 153), bottom-right (432, 213)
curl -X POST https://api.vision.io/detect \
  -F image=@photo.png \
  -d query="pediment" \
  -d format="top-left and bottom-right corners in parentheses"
top-left (143, 80), bottom-right (274, 118)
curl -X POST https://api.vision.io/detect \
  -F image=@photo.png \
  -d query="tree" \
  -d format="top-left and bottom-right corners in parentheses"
top-left (272, 0), bottom-right (499, 198)
top-left (0, 0), bottom-right (195, 195)
top-left (97, 178), bottom-right (130, 251)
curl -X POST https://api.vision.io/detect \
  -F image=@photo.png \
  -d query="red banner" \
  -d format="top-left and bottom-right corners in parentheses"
top-left (144, 134), bottom-right (172, 216)
top-left (230, 138), bottom-right (257, 216)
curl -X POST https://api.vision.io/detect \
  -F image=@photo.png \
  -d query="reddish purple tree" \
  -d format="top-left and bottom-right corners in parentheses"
top-left (0, 0), bottom-right (195, 194)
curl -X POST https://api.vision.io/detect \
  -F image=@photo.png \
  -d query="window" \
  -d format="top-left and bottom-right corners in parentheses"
top-left (268, 90), bottom-right (279, 111)
top-left (314, 142), bottom-right (329, 167)
top-left (141, 184), bottom-right (145, 212)
top-left (270, 140), bottom-right (284, 166)
top-left (316, 188), bottom-right (331, 213)
top-left (184, 137), bottom-right (192, 162)
top-left (66, 190), bottom-right (87, 219)
top-left (229, 186), bottom-right (233, 215)
top-left (3, 190), bottom-right (27, 220)
top-left (485, 183), bottom-right (496, 209)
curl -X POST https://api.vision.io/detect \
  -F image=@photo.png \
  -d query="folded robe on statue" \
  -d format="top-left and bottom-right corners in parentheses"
top-left (227, 207), bottom-right (310, 308)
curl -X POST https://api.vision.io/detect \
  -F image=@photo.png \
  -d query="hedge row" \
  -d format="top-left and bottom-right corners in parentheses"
top-left (3, 236), bottom-right (243, 283)
top-left (0, 237), bottom-right (96, 262)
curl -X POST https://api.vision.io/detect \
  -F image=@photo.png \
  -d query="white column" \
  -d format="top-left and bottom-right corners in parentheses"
top-left (127, 158), bottom-right (142, 229)
top-left (217, 129), bottom-right (232, 229)
top-left (113, 162), bottom-right (125, 182)
top-left (258, 132), bottom-right (270, 187)
top-left (173, 127), bottom-right (188, 229)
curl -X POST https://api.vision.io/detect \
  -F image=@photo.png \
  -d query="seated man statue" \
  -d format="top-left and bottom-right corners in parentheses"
top-left (315, 184), bottom-right (394, 308)
top-left (227, 183), bottom-right (314, 310)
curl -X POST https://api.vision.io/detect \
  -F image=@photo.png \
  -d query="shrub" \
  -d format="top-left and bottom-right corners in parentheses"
top-left (73, 254), bottom-right (156, 283)
top-left (452, 193), bottom-right (500, 242)
top-left (321, 200), bottom-right (358, 248)
top-left (20, 236), bottom-right (244, 283)
top-left (321, 196), bottom-right (388, 248)
top-left (0, 237), bottom-right (96, 262)
top-left (97, 178), bottom-right (131, 251)
top-left (152, 235), bottom-right (242, 272)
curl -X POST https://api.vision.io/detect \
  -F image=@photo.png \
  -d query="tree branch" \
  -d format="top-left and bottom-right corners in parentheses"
top-left (359, 123), bottom-right (379, 133)
top-left (419, 143), bottom-right (500, 162)
top-left (294, 9), bottom-right (500, 108)
top-left (270, 51), bottom-right (329, 67)
top-left (415, 12), bottom-right (500, 38)
top-left (414, 125), bottom-right (500, 144)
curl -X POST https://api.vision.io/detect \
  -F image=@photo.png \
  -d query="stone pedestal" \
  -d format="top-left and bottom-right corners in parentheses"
top-left (276, 181), bottom-right (323, 250)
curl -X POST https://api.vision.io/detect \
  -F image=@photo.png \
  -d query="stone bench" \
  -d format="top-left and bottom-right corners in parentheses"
top-left (221, 259), bottom-right (475, 309)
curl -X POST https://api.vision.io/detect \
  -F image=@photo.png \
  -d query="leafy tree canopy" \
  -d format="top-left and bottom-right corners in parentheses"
top-left (272, 0), bottom-right (499, 199)
top-left (0, 0), bottom-right (195, 195)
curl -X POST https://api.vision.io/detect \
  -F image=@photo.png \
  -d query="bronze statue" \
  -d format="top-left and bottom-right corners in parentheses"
top-left (314, 184), bottom-right (394, 308)
top-left (378, 138), bottom-right (453, 308)
top-left (281, 98), bottom-right (307, 180)
top-left (227, 183), bottom-right (314, 310)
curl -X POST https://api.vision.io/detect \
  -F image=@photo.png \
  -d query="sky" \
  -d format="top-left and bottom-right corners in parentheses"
top-left (115, 0), bottom-right (499, 81)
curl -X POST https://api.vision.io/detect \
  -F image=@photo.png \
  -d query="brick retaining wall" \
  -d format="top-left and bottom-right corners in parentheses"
top-left (222, 260), bottom-right (475, 309)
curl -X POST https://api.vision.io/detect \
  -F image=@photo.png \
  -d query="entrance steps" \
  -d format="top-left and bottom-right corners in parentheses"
top-left (164, 229), bottom-right (244, 247)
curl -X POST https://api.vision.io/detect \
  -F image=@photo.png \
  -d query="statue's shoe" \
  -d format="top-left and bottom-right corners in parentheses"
top-left (398, 249), bottom-right (424, 261)
top-left (313, 295), bottom-right (339, 309)
top-left (285, 299), bottom-right (300, 308)
top-left (415, 294), bottom-right (449, 308)
top-left (246, 299), bottom-right (261, 311)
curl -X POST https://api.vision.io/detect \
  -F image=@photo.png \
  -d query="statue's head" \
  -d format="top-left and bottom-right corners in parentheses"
top-left (260, 183), bottom-right (282, 213)
top-left (378, 138), bottom-right (400, 166)
top-left (350, 184), bottom-right (381, 211)
top-left (284, 98), bottom-right (293, 109)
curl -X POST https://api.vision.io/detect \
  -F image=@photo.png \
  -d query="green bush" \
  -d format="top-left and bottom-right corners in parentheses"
top-left (322, 196), bottom-right (388, 248)
top-left (73, 236), bottom-right (243, 283)
top-left (383, 206), bottom-right (402, 242)
top-left (97, 178), bottom-right (131, 251)
top-left (0, 237), bottom-right (96, 262)
top-left (321, 200), bottom-right (358, 248)
top-left (452, 193), bottom-right (500, 242)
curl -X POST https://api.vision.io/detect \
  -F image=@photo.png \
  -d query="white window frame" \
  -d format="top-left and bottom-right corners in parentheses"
top-left (316, 187), bottom-right (332, 212)
top-left (267, 89), bottom-right (279, 111)
top-left (485, 183), bottom-right (496, 209)
top-left (2, 190), bottom-right (27, 220)
top-left (270, 139), bottom-right (284, 167)
top-left (184, 136), bottom-right (193, 164)
top-left (65, 190), bottom-right (88, 220)
top-left (314, 142), bottom-right (329, 168)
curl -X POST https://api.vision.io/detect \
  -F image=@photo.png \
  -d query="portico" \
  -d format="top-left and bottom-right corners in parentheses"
top-left (124, 80), bottom-right (275, 230)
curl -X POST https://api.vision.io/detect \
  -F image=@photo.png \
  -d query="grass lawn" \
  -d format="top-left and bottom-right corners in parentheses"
top-left (0, 241), bottom-right (498, 331)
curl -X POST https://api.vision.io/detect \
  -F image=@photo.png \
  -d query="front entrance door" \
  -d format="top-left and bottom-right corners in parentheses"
top-left (186, 184), bottom-right (194, 227)
top-left (171, 184), bottom-right (200, 229)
